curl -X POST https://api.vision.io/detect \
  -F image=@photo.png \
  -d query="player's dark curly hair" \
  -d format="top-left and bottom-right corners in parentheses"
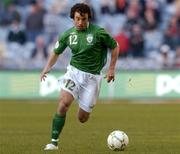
top-left (70, 3), bottom-right (92, 19)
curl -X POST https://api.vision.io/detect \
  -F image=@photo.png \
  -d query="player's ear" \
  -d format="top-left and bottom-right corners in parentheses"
top-left (88, 13), bottom-right (91, 20)
top-left (70, 12), bottom-right (73, 19)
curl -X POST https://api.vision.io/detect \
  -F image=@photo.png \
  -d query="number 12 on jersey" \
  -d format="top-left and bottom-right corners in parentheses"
top-left (69, 35), bottom-right (77, 45)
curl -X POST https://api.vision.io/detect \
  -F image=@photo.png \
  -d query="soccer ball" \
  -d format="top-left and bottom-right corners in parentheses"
top-left (107, 130), bottom-right (129, 151)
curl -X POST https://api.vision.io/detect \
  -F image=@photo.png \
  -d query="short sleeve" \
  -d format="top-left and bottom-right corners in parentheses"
top-left (54, 33), bottom-right (67, 54)
top-left (98, 28), bottom-right (117, 49)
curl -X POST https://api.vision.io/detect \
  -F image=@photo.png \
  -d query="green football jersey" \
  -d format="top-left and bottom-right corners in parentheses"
top-left (54, 23), bottom-right (117, 74)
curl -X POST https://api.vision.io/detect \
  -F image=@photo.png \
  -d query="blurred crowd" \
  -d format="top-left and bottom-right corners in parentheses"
top-left (0, 0), bottom-right (180, 70)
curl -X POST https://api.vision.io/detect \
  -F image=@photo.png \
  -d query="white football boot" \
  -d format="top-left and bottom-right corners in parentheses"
top-left (44, 143), bottom-right (58, 150)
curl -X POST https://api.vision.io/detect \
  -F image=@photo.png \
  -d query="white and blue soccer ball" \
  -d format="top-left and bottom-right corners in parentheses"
top-left (107, 130), bottom-right (129, 151)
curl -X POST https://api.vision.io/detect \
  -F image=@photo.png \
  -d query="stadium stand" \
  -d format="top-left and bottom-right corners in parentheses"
top-left (0, 0), bottom-right (179, 70)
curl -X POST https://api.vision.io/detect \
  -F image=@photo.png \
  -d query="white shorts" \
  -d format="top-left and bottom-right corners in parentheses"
top-left (58, 65), bottom-right (102, 113)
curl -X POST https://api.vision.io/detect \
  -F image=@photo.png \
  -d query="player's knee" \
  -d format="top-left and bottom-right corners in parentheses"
top-left (78, 115), bottom-right (89, 123)
top-left (58, 98), bottom-right (70, 114)
top-left (78, 117), bottom-right (87, 123)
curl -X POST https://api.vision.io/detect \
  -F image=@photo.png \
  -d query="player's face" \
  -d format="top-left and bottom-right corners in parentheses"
top-left (74, 12), bottom-right (89, 31)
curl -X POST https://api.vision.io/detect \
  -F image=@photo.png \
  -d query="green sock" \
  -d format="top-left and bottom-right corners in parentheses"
top-left (51, 113), bottom-right (66, 146)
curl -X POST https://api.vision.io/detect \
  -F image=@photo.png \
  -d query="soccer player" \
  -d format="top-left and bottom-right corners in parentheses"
top-left (41, 3), bottom-right (119, 150)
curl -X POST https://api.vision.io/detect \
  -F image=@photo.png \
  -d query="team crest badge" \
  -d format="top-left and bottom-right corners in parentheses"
top-left (86, 34), bottom-right (93, 44)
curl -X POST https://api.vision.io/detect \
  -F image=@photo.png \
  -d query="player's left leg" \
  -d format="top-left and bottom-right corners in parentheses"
top-left (77, 73), bottom-right (102, 123)
top-left (78, 107), bottom-right (90, 123)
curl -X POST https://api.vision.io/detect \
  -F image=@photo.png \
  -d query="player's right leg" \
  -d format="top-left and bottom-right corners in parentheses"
top-left (44, 89), bottom-right (74, 150)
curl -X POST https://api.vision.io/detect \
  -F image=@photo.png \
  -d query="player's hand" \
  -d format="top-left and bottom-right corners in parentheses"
top-left (40, 70), bottom-right (50, 82)
top-left (104, 69), bottom-right (115, 83)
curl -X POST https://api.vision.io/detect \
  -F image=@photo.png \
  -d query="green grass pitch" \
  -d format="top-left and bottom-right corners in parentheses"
top-left (0, 100), bottom-right (180, 154)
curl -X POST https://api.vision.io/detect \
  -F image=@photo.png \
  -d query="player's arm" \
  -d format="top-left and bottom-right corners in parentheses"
top-left (106, 43), bottom-right (119, 83)
top-left (41, 32), bottom-right (68, 81)
top-left (98, 28), bottom-right (119, 82)
top-left (40, 52), bottom-right (59, 81)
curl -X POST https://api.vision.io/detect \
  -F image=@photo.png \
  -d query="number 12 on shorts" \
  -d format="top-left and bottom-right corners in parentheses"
top-left (65, 79), bottom-right (76, 91)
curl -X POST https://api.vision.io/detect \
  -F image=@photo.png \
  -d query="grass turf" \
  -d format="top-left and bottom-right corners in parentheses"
top-left (0, 100), bottom-right (180, 154)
